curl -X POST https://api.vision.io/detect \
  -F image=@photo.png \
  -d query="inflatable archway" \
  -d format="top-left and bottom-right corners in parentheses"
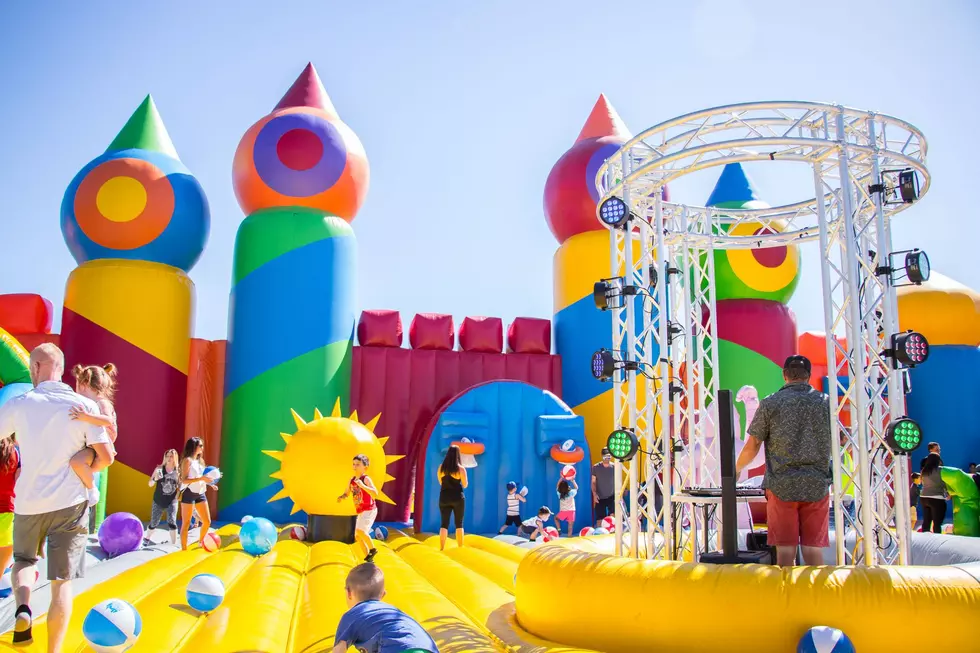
top-left (0, 327), bottom-right (32, 407)
top-left (415, 380), bottom-right (591, 535)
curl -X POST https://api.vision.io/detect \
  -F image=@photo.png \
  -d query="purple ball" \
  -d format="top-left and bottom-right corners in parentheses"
top-left (98, 512), bottom-right (145, 556)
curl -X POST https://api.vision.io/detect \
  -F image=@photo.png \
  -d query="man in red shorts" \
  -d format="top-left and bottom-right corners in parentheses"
top-left (735, 355), bottom-right (832, 566)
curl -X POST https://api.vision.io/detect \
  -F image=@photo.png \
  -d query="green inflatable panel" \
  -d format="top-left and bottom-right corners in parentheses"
top-left (940, 467), bottom-right (980, 537)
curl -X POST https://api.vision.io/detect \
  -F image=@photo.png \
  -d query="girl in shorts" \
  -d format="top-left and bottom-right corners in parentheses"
top-left (179, 437), bottom-right (212, 550)
top-left (0, 435), bottom-right (20, 575)
top-left (555, 478), bottom-right (578, 537)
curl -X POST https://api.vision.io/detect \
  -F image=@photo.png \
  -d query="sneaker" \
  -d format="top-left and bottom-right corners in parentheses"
top-left (13, 606), bottom-right (32, 645)
top-left (364, 548), bottom-right (378, 563)
top-left (86, 486), bottom-right (100, 507)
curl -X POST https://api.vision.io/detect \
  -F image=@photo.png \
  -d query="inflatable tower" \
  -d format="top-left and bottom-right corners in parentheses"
top-left (221, 64), bottom-right (368, 521)
top-left (544, 95), bottom-right (638, 458)
top-left (708, 164), bottom-right (799, 431)
top-left (60, 96), bottom-right (210, 522)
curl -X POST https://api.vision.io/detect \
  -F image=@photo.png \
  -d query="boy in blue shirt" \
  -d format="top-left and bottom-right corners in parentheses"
top-left (333, 563), bottom-right (439, 653)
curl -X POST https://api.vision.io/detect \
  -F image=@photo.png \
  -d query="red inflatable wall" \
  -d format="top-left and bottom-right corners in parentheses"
top-left (351, 316), bottom-right (562, 522)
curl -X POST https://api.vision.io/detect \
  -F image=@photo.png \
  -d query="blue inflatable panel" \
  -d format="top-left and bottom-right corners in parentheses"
top-left (417, 380), bottom-right (591, 536)
top-left (907, 345), bottom-right (980, 472)
top-left (0, 383), bottom-right (31, 408)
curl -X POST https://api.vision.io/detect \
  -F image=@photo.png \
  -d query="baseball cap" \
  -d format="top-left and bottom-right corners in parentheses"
top-left (601, 447), bottom-right (611, 457)
top-left (506, 481), bottom-right (517, 491)
top-left (783, 355), bottom-right (812, 374)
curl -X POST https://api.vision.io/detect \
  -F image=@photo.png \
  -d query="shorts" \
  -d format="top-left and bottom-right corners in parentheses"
top-left (439, 498), bottom-right (465, 530)
top-left (355, 508), bottom-right (378, 533)
top-left (595, 496), bottom-right (615, 522)
top-left (14, 503), bottom-right (88, 581)
top-left (503, 515), bottom-right (521, 527)
top-left (519, 524), bottom-right (537, 539)
top-left (556, 510), bottom-right (575, 523)
top-left (0, 513), bottom-right (12, 547)
top-left (180, 490), bottom-right (207, 505)
top-left (765, 490), bottom-right (830, 548)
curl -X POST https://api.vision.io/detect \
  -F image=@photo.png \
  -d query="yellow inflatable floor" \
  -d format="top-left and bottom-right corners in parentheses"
top-left (0, 525), bottom-right (595, 653)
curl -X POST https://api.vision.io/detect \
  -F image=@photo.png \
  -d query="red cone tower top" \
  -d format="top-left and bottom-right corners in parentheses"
top-left (575, 93), bottom-right (631, 143)
top-left (274, 63), bottom-right (339, 119)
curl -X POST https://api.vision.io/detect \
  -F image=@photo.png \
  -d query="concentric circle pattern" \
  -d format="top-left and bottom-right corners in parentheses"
top-left (714, 220), bottom-right (801, 302)
top-left (232, 107), bottom-right (369, 222)
top-left (61, 149), bottom-right (210, 271)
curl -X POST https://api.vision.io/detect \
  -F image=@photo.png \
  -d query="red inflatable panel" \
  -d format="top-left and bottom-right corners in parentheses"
top-left (358, 310), bottom-right (403, 347)
top-left (351, 346), bottom-right (562, 521)
top-left (716, 299), bottom-right (797, 366)
top-left (458, 316), bottom-right (503, 353)
top-left (507, 317), bottom-right (551, 354)
top-left (799, 330), bottom-right (848, 368)
top-left (409, 313), bottom-right (454, 351)
top-left (13, 333), bottom-right (59, 352)
top-left (0, 294), bottom-right (54, 335)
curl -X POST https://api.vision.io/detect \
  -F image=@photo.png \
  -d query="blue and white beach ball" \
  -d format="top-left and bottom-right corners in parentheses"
top-left (239, 516), bottom-right (277, 556)
top-left (82, 599), bottom-right (142, 652)
top-left (372, 525), bottom-right (389, 541)
top-left (186, 573), bottom-right (225, 612)
top-left (203, 466), bottom-right (222, 483)
top-left (798, 626), bottom-right (856, 653)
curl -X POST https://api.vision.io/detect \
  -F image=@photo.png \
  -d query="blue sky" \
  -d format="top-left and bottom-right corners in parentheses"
top-left (1, 1), bottom-right (977, 341)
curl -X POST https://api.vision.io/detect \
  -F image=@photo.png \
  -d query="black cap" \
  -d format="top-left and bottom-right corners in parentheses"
top-left (783, 355), bottom-right (812, 374)
top-left (601, 447), bottom-right (611, 456)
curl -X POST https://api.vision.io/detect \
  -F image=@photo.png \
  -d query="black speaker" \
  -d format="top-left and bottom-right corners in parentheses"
top-left (700, 389), bottom-right (771, 565)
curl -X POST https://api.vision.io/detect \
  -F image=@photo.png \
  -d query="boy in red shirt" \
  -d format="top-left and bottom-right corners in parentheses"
top-left (338, 454), bottom-right (379, 562)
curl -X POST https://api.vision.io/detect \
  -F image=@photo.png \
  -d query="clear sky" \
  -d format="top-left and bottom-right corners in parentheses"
top-left (1, 1), bottom-right (977, 341)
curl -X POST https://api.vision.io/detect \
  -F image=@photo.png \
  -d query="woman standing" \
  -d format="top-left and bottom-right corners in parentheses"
top-left (919, 452), bottom-right (947, 534)
top-left (179, 437), bottom-right (212, 550)
top-left (437, 444), bottom-right (468, 551)
top-left (147, 449), bottom-right (180, 545)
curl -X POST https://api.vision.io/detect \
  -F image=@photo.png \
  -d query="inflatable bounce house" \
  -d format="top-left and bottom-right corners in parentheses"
top-left (0, 65), bottom-right (978, 652)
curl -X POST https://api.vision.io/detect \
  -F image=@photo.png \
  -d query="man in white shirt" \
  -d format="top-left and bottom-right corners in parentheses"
top-left (0, 344), bottom-right (113, 651)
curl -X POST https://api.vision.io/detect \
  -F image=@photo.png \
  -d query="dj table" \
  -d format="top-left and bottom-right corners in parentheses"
top-left (671, 489), bottom-right (767, 562)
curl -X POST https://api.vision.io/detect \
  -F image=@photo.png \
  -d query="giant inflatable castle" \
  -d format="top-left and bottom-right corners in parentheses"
top-left (2, 62), bottom-right (980, 653)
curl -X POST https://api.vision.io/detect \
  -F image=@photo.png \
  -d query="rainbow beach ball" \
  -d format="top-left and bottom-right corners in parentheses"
top-left (797, 626), bottom-right (855, 653)
top-left (82, 599), bottom-right (142, 652)
top-left (186, 573), bottom-right (225, 612)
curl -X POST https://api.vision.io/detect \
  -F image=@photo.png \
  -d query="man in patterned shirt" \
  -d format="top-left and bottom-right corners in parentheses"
top-left (736, 355), bottom-right (832, 566)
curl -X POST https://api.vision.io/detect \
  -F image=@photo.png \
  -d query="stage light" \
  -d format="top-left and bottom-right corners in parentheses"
top-left (606, 429), bottom-right (639, 462)
top-left (885, 417), bottom-right (923, 454)
top-left (593, 277), bottom-right (624, 311)
top-left (898, 169), bottom-right (920, 203)
top-left (591, 349), bottom-right (617, 381)
top-left (904, 250), bottom-right (930, 284)
top-left (598, 197), bottom-right (630, 228)
top-left (891, 331), bottom-right (929, 367)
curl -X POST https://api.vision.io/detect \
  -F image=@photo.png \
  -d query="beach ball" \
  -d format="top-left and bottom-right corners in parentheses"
top-left (797, 626), bottom-right (855, 653)
top-left (561, 465), bottom-right (577, 480)
top-left (203, 466), bottom-right (222, 483)
top-left (241, 515), bottom-right (253, 524)
top-left (579, 527), bottom-right (596, 537)
top-left (289, 525), bottom-right (307, 541)
top-left (98, 513), bottom-right (144, 556)
top-left (593, 527), bottom-right (609, 535)
top-left (519, 486), bottom-right (528, 497)
top-left (240, 517), bottom-right (277, 556)
top-left (82, 599), bottom-right (142, 652)
top-left (186, 574), bottom-right (225, 612)
top-left (0, 566), bottom-right (38, 598)
top-left (601, 516), bottom-right (615, 532)
top-left (542, 527), bottom-right (560, 542)
top-left (373, 525), bottom-right (389, 541)
top-left (201, 531), bottom-right (221, 553)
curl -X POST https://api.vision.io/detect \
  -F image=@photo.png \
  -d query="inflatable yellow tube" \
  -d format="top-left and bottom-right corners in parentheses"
top-left (462, 534), bottom-right (529, 565)
top-left (287, 540), bottom-right (357, 652)
top-left (516, 546), bottom-right (980, 653)
top-left (420, 536), bottom-right (519, 592)
top-left (392, 534), bottom-right (599, 653)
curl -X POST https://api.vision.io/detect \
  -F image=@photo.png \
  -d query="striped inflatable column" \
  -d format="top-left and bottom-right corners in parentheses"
top-left (220, 63), bottom-right (368, 522)
top-left (60, 96), bottom-right (209, 523)
top-left (705, 164), bottom-right (800, 450)
top-left (544, 95), bottom-right (658, 458)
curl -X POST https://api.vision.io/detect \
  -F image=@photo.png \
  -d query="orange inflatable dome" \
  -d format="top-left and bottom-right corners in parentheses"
top-left (897, 272), bottom-right (980, 346)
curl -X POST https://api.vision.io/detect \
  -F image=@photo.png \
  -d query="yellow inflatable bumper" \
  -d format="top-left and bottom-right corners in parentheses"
top-left (515, 545), bottom-right (980, 653)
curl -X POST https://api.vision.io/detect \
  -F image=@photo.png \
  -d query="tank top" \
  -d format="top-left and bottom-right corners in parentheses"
top-left (0, 447), bottom-right (19, 513)
top-left (153, 464), bottom-right (180, 507)
top-left (506, 492), bottom-right (521, 516)
top-left (350, 475), bottom-right (376, 513)
top-left (439, 471), bottom-right (464, 502)
top-left (184, 458), bottom-right (206, 495)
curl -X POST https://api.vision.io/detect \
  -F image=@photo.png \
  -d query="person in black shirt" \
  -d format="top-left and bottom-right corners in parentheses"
top-left (147, 449), bottom-right (180, 545)
top-left (919, 442), bottom-right (942, 471)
